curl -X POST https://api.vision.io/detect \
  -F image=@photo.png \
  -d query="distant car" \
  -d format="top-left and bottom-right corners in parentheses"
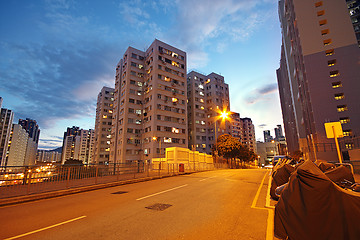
top-left (264, 164), bottom-right (273, 169)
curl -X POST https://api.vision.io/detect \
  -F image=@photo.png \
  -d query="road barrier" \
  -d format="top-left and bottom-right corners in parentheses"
top-left (0, 162), bottom-right (217, 199)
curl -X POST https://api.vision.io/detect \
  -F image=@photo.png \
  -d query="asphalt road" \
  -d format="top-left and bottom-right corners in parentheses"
top-left (0, 169), bottom-right (272, 240)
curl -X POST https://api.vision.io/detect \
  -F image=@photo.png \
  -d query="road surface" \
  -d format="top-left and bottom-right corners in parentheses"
top-left (0, 169), bottom-right (272, 240)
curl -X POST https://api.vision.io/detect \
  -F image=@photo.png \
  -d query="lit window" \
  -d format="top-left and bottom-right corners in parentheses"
top-left (319, 19), bottom-right (327, 26)
top-left (200, 106), bottom-right (205, 110)
top-left (199, 84), bottom-right (204, 89)
top-left (315, 1), bottom-right (323, 7)
top-left (339, 117), bottom-right (350, 124)
top-left (343, 130), bottom-right (352, 137)
top-left (323, 39), bottom-right (332, 46)
top-left (321, 29), bottom-right (329, 35)
top-left (334, 93), bottom-right (344, 100)
top-left (171, 61), bottom-right (179, 67)
top-left (172, 127), bottom-right (179, 134)
top-left (172, 97), bottom-right (178, 102)
top-left (332, 81), bottom-right (342, 88)
top-left (317, 10), bottom-right (325, 16)
top-left (337, 105), bottom-right (348, 112)
top-left (345, 143), bottom-right (354, 149)
top-left (328, 59), bottom-right (336, 66)
top-left (330, 70), bottom-right (339, 77)
top-left (102, 115), bottom-right (108, 119)
top-left (164, 76), bottom-right (171, 82)
top-left (325, 49), bottom-right (334, 56)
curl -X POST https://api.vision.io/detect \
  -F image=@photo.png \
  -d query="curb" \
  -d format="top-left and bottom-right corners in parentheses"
top-left (0, 172), bottom-right (195, 207)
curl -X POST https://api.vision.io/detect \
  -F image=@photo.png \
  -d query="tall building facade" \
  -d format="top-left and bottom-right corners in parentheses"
top-left (187, 71), bottom-right (231, 154)
top-left (93, 86), bottom-right (114, 164)
top-left (0, 107), bottom-right (14, 166)
top-left (37, 150), bottom-right (61, 163)
top-left (278, 0), bottom-right (360, 161)
top-left (231, 112), bottom-right (242, 139)
top-left (240, 117), bottom-right (256, 153)
top-left (263, 130), bottom-right (273, 143)
top-left (18, 118), bottom-right (40, 165)
top-left (111, 39), bottom-right (187, 163)
top-left (61, 127), bottom-right (94, 164)
top-left (6, 124), bottom-right (28, 166)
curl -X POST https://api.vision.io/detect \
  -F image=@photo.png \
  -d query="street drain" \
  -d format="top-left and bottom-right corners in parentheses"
top-left (145, 203), bottom-right (172, 211)
top-left (111, 191), bottom-right (128, 194)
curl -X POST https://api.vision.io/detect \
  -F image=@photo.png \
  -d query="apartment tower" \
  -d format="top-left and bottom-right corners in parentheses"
top-left (187, 71), bottom-right (231, 154)
top-left (240, 117), bottom-right (256, 153)
top-left (111, 39), bottom-right (187, 164)
top-left (0, 107), bottom-right (14, 166)
top-left (93, 86), bottom-right (114, 164)
top-left (278, 0), bottom-right (360, 161)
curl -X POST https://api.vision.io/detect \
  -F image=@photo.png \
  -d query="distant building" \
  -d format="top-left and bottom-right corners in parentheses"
top-left (230, 112), bottom-right (241, 140)
top-left (263, 130), bottom-right (273, 143)
top-left (93, 87), bottom-right (114, 164)
top-left (256, 141), bottom-right (280, 166)
top-left (61, 127), bottom-right (94, 164)
top-left (0, 107), bottom-right (14, 166)
top-left (240, 118), bottom-right (256, 153)
top-left (111, 39), bottom-right (187, 164)
top-left (187, 71), bottom-right (231, 154)
top-left (18, 118), bottom-right (40, 165)
top-left (277, 0), bottom-right (360, 161)
top-left (0, 97), bottom-right (2, 108)
top-left (37, 150), bottom-right (61, 163)
top-left (274, 125), bottom-right (285, 141)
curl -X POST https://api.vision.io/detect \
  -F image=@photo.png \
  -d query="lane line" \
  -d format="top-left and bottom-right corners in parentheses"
top-left (136, 184), bottom-right (188, 201)
top-left (199, 178), bottom-right (207, 182)
top-left (4, 216), bottom-right (87, 240)
top-left (251, 171), bottom-right (274, 240)
top-left (251, 172), bottom-right (267, 208)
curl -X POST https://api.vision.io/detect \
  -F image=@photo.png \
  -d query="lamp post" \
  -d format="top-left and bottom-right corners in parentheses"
top-left (152, 136), bottom-right (162, 170)
top-left (213, 110), bottom-right (230, 165)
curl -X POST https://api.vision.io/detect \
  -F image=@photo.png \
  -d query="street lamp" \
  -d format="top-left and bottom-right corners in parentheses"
top-left (214, 109), bottom-right (230, 163)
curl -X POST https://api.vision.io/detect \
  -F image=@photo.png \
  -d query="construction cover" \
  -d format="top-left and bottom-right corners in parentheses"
top-left (270, 163), bottom-right (295, 200)
top-left (315, 160), bottom-right (336, 172)
top-left (274, 160), bottom-right (360, 240)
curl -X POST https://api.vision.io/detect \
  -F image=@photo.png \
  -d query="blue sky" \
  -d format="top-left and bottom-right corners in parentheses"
top-left (0, 0), bottom-right (283, 150)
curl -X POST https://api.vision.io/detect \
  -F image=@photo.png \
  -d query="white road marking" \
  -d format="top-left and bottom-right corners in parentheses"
top-left (4, 216), bottom-right (87, 240)
top-left (136, 184), bottom-right (188, 201)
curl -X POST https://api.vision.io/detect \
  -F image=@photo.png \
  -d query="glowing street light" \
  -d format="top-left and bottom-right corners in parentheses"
top-left (214, 109), bottom-right (231, 162)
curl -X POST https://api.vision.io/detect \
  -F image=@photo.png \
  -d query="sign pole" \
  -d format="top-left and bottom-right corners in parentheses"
top-left (332, 126), bottom-right (342, 164)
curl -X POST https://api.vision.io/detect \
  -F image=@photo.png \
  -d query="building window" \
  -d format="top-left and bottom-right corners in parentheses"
top-left (332, 81), bottom-right (342, 88)
top-left (334, 93), bottom-right (344, 100)
top-left (337, 105), bottom-right (348, 112)
top-left (321, 29), bottom-right (329, 35)
top-left (319, 19), bottom-right (327, 26)
top-left (343, 130), bottom-right (352, 137)
top-left (315, 1), bottom-right (323, 7)
top-left (339, 117), bottom-right (350, 124)
top-left (328, 59), bottom-right (336, 66)
top-left (325, 49), bottom-right (334, 56)
top-left (345, 143), bottom-right (354, 149)
top-left (330, 70), bottom-right (339, 77)
top-left (323, 39), bottom-right (332, 46)
top-left (317, 10), bottom-right (325, 16)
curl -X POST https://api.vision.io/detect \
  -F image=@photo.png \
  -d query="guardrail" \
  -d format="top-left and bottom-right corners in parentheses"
top-left (0, 162), bottom-right (217, 199)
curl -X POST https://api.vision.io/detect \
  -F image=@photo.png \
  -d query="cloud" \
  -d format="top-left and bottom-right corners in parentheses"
top-left (258, 124), bottom-right (267, 128)
top-left (245, 83), bottom-right (279, 105)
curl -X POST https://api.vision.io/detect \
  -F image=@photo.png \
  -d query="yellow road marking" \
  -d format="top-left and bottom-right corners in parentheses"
top-left (251, 171), bottom-right (274, 240)
top-left (4, 216), bottom-right (87, 240)
top-left (136, 184), bottom-right (188, 200)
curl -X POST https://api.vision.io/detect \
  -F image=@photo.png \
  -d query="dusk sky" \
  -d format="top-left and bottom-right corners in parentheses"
top-left (0, 0), bottom-right (283, 150)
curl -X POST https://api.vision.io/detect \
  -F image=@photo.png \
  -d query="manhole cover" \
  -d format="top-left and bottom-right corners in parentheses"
top-left (111, 191), bottom-right (128, 194)
top-left (145, 203), bottom-right (172, 211)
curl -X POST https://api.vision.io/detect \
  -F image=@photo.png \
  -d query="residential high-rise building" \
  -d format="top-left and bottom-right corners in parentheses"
top-left (346, 0), bottom-right (360, 46)
top-left (6, 124), bottom-right (28, 166)
top-left (264, 130), bottom-right (273, 143)
top-left (18, 118), bottom-right (40, 165)
top-left (0, 107), bottom-right (14, 166)
top-left (111, 39), bottom-right (187, 164)
top-left (37, 150), bottom-right (61, 163)
top-left (93, 86), bottom-right (114, 164)
top-left (278, 0), bottom-right (360, 161)
top-left (18, 118), bottom-right (40, 144)
top-left (61, 127), bottom-right (94, 164)
top-left (187, 71), bottom-right (231, 154)
top-left (240, 118), bottom-right (256, 153)
top-left (0, 97), bottom-right (2, 108)
top-left (230, 112), bottom-right (242, 140)
top-left (274, 124), bottom-right (285, 141)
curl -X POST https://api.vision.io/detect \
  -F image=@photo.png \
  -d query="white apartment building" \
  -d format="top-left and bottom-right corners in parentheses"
top-left (6, 124), bottom-right (28, 166)
top-left (240, 117), bottom-right (256, 153)
top-left (187, 71), bottom-right (231, 154)
top-left (61, 128), bottom-right (94, 164)
top-left (93, 86), bottom-right (114, 164)
top-left (111, 39), bottom-right (187, 164)
top-left (37, 150), bottom-right (61, 163)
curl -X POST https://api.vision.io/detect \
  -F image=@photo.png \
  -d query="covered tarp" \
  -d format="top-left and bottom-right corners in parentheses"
top-left (325, 165), bottom-right (355, 185)
top-left (270, 162), bottom-right (295, 200)
top-left (315, 160), bottom-right (336, 172)
top-left (274, 160), bottom-right (360, 240)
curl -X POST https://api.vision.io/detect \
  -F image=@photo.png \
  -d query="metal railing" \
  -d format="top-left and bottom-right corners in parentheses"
top-left (0, 162), bottom-right (217, 199)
